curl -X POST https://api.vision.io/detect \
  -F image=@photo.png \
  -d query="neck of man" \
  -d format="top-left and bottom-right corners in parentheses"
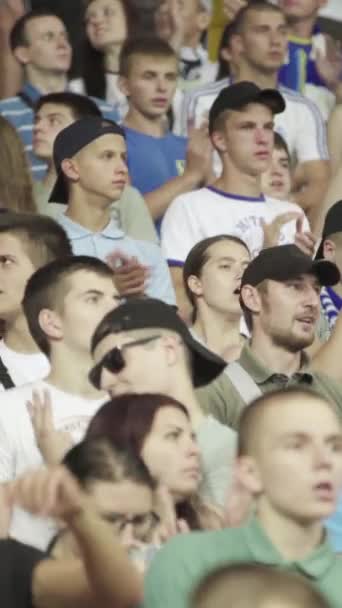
top-left (250, 329), bottom-right (303, 376)
top-left (25, 66), bottom-right (68, 95)
top-left (256, 498), bottom-right (323, 561)
top-left (105, 43), bottom-right (122, 73)
top-left (287, 15), bottom-right (316, 40)
top-left (4, 315), bottom-right (40, 354)
top-left (47, 346), bottom-right (105, 399)
top-left (167, 371), bottom-right (206, 431)
top-left (193, 308), bottom-right (243, 361)
top-left (66, 189), bottom-right (112, 232)
top-left (214, 163), bottom-right (263, 199)
top-left (124, 106), bottom-right (167, 138)
top-left (235, 62), bottom-right (278, 90)
top-left (41, 162), bottom-right (57, 194)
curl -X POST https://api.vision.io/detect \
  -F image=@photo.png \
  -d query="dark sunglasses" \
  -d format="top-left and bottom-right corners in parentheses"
top-left (89, 334), bottom-right (161, 389)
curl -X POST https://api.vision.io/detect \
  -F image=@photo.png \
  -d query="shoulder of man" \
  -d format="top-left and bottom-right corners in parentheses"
top-left (309, 370), bottom-right (342, 417)
top-left (196, 369), bottom-right (245, 430)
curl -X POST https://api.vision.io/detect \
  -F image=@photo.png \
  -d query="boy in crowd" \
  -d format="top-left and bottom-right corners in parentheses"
top-left (0, 212), bottom-right (71, 390)
top-left (0, 10), bottom-right (118, 179)
top-left (33, 91), bottom-right (158, 243)
top-left (261, 132), bottom-right (292, 201)
top-left (178, 1), bottom-right (330, 223)
top-left (89, 297), bottom-right (237, 509)
top-left (51, 115), bottom-right (175, 303)
top-left (143, 387), bottom-right (342, 608)
top-left (118, 37), bottom-right (213, 228)
top-left (0, 255), bottom-right (120, 547)
top-left (162, 81), bottom-right (312, 313)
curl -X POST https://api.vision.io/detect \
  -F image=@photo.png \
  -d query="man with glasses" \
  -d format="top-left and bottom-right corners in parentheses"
top-left (0, 255), bottom-right (120, 549)
top-left (89, 297), bottom-right (238, 511)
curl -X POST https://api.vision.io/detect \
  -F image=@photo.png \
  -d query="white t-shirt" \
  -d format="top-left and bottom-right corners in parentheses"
top-left (161, 186), bottom-right (310, 264)
top-left (0, 380), bottom-right (105, 549)
top-left (175, 78), bottom-right (329, 163)
top-left (0, 340), bottom-right (50, 391)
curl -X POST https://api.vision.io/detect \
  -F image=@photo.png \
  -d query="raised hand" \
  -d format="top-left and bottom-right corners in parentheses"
top-left (223, 0), bottom-right (248, 20)
top-left (106, 252), bottom-right (149, 297)
top-left (294, 215), bottom-right (316, 258)
top-left (316, 35), bottom-right (342, 92)
top-left (261, 211), bottom-right (301, 249)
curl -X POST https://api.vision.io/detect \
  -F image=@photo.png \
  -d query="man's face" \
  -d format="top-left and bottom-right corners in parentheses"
top-left (155, 0), bottom-right (208, 44)
top-left (19, 16), bottom-right (72, 74)
top-left (68, 134), bottom-right (128, 202)
top-left (254, 274), bottom-right (321, 350)
top-left (91, 331), bottom-right (173, 397)
top-left (261, 145), bottom-right (292, 200)
top-left (279, 0), bottom-right (326, 21)
top-left (235, 9), bottom-right (288, 73)
top-left (33, 103), bottom-right (75, 160)
top-left (247, 396), bottom-right (342, 522)
top-left (190, 239), bottom-right (250, 317)
top-left (57, 270), bottom-right (121, 353)
top-left (120, 54), bottom-right (178, 118)
top-left (216, 103), bottom-right (275, 176)
top-left (0, 233), bottom-right (35, 322)
top-left (85, 0), bottom-right (128, 51)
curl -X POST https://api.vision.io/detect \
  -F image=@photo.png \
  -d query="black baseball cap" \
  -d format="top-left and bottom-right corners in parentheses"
top-left (49, 116), bottom-right (125, 204)
top-left (92, 298), bottom-right (227, 387)
top-left (315, 200), bottom-right (342, 260)
top-left (208, 81), bottom-right (285, 134)
top-left (241, 244), bottom-right (340, 288)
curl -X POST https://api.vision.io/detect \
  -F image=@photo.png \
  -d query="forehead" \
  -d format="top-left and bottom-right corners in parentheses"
top-left (244, 8), bottom-right (287, 28)
top-left (206, 239), bottom-right (250, 262)
top-left (93, 331), bottom-right (136, 359)
top-left (273, 146), bottom-right (290, 160)
top-left (65, 269), bottom-right (116, 296)
top-left (262, 398), bottom-right (341, 439)
top-left (25, 15), bottom-right (66, 37)
top-left (0, 232), bottom-right (29, 258)
top-left (151, 406), bottom-right (189, 432)
top-left (269, 274), bottom-right (320, 290)
top-left (128, 53), bottom-right (178, 74)
top-left (86, 0), bottom-right (122, 12)
top-left (36, 103), bottom-right (74, 121)
top-left (90, 479), bottom-right (153, 512)
top-left (79, 133), bottom-right (126, 158)
top-left (229, 103), bottom-right (274, 124)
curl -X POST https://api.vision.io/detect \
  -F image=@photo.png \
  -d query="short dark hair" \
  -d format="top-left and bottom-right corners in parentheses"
top-left (230, 0), bottom-right (283, 36)
top-left (183, 235), bottom-right (250, 321)
top-left (119, 36), bottom-right (176, 77)
top-left (0, 212), bottom-right (71, 269)
top-left (22, 255), bottom-right (114, 357)
top-left (35, 92), bottom-right (101, 121)
top-left (63, 437), bottom-right (156, 491)
top-left (10, 9), bottom-right (63, 51)
top-left (274, 131), bottom-right (290, 160)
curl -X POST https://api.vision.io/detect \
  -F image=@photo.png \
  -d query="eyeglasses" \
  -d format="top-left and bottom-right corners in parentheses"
top-left (89, 334), bottom-right (161, 389)
top-left (102, 510), bottom-right (160, 541)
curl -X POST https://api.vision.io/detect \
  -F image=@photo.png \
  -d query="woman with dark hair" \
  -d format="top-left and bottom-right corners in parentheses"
top-left (69, 0), bottom-right (159, 116)
top-left (86, 393), bottom-right (223, 532)
top-left (183, 235), bottom-right (251, 361)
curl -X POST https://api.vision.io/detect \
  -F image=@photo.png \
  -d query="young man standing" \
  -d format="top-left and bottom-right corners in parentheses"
top-left (0, 255), bottom-right (120, 547)
top-left (0, 212), bottom-right (71, 390)
top-left (178, 1), bottom-right (330, 223)
top-left (51, 115), bottom-right (175, 303)
top-left (143, 387), bottom-right (342, 608)
top-left (162, 81), bottom-right (311, 312)
top-left (118, 37), bottom-right (213, 227)
top-left (0, 10), bottom-right (118, 179)
top-left (33, 91), bottom-right (158, 243)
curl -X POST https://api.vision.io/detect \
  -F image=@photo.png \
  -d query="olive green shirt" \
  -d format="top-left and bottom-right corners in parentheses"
top-left (143, 515), bottom-right (342, 608)
top-left (33, 181), bottom-right (159, 244)
top-left (196, 343), bottom-right (342, 430)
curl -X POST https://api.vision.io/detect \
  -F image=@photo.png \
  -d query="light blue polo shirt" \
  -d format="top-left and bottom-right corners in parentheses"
top-left (58, 214), bottom-right (175, 305)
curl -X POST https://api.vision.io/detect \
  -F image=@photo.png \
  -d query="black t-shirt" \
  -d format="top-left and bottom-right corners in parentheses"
top-left (0, 539), bottom-right (46, 608)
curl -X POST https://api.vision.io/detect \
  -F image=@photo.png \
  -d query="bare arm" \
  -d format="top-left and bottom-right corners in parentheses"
top-left (170, 266), bottom-right (192, 323)
top-left (0, 483), bottom-right (11, 537)
top-left (0, 0), bottom-right (25, 99)
top-left (292, 160), bottom-right (331, 234)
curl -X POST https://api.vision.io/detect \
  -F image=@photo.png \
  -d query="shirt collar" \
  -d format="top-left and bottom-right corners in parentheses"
top-left (21, 83), bottom-right (41, 103)
top-left (58, 213), bottom-right (125, 240)
top-left (238, 343), bottom-right (313, 385)
top-left (243, 515), bottom-right (335, 579)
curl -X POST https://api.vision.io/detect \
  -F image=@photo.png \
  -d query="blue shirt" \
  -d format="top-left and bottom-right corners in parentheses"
top-left (0, 83), bottom-right (119, 180)
top-left (58, 214), bottom-right (175, 305)
top-left (279, 32), bottom-right (326, 94)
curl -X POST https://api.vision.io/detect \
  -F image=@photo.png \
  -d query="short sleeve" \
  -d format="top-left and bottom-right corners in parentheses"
top-left (161, 196), bottom-right (201, 266)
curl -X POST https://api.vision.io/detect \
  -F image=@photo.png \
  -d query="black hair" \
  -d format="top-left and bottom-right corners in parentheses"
top-left (119, 36), bottom-right (176, 77)
top-left (35, 92), bottom-right (101, 120)
top-left (10, 9), bottom-right (64, 51)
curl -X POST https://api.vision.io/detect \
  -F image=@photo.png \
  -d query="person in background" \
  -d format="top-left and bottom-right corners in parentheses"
top-left (33, 91), bottom-right (158, 243)
top-left (51, 116), bottom-right (175, 302)
top-left (0, 9), bottom-right (118, 179)
top-left (260, 132), bottom-right (293, 201)
top-left (118, 36), bottom-right (213, 230)
top-left (183, 235), bottom-right (250, 360)
top-left (3, 463), bottom-right (143, 608)
top-left (0, 116), bottom-right (37, 213)
top-left (143, 388), bottom-right (342, 608)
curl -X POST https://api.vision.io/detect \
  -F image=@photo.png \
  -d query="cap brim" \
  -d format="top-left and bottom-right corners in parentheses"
top-left (258, 89), bottom-right (285, 115)
top-left (184, 332), bottom-right (226, 387)
top-left (48, 171), bottom-right (68, 205)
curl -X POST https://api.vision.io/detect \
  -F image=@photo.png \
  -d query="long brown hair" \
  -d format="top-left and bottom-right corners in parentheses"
top-left (0, 117), bottom-right (36, 213)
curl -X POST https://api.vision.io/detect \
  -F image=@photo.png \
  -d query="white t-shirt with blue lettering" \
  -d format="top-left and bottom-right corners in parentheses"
top-left (161, 186), bottom-right (310, 265)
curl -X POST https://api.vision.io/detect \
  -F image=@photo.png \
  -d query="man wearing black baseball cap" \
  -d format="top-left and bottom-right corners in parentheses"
top-left (197, 244), bottom-right (342, 429)
top-left (52, 116), bottom-right (175, 305)
top-left (89, 297), bottom-right (237, 508)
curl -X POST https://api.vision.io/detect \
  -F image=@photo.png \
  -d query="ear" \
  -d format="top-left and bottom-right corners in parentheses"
top-left (187, 274), bottom-right (203, 298)
top-left (236, 455), bottom-right (263, 494)
top-left (220, 46), bottom-right (232, 64)
top-left (229, 33), bottom-right (244, 58)
top-left (162, 334), bottom-right (179, 368)
top-left (38, 309), bottom-right (64, 342)
top-left (117, 75), bottom-right (130, 97)
top-left (13, 45), bottom-right (31, 66)
top-left (323, 239), bottom-right (336, 262)
top-left (240, 284), bottom-right (262, 315)
top-left (210, 130), bottom-right (228, 154)
top-left (61, 158), bottom-right (79, 182)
